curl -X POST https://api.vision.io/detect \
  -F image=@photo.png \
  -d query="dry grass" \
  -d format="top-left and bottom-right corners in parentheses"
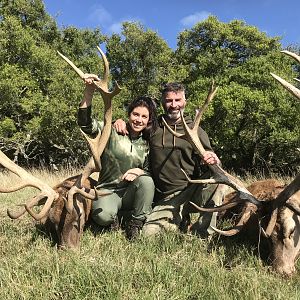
top-left (0, 170), bottom-right (299, 300)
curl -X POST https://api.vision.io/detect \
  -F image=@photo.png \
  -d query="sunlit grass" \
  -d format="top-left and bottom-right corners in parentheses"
top-left (0, 170), bottom-right (299, 300)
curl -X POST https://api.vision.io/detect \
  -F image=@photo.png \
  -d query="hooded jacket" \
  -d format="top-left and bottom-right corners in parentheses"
top-left (78, 106), bottom-right (149, 191)
top-left (149, 115), bottom-right (213, 200)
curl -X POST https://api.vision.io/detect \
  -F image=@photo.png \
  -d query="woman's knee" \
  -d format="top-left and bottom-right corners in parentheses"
top-left (92, 209), bottom-right (116, 226)
top-left (134, 175), bottom-right (155, 190)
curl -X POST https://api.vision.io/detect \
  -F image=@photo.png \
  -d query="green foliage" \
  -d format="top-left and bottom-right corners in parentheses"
top-left (106, 22), bottom-right (187, 103)
top-left (0, 3), bottom-right (299, 174)
top-left (179, 17), bottom-right (299, 175)
top-left (0, 0), bottom-right (106, 166)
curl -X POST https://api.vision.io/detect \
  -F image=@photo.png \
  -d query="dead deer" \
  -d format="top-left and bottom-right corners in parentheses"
top-left (186, 50), bottom-right (300, 276)
top-left (1, 46), bottom-right (121, 249)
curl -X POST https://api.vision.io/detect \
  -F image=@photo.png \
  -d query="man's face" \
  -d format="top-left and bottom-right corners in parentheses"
top-left (162, 90), bottom-right (187, 121)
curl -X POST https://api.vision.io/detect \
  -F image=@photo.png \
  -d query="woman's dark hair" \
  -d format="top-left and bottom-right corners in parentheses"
top-left (127, 96), bottom-right (158, 140)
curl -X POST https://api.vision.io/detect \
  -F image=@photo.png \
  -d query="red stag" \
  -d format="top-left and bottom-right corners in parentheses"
top-left (1, 46), bottom-right (120, 249)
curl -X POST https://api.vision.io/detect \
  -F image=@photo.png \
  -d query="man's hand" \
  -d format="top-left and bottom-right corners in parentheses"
top-left (114, 119), bottom-right (128, 135)
top-left (122, 168), bottom-right (144, 181)
top-left (202, 151), bottom-right (220, 165)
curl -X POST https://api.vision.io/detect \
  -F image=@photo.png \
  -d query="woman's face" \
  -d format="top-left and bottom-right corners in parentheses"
top-left (128, 106), bottom-right (149, 135)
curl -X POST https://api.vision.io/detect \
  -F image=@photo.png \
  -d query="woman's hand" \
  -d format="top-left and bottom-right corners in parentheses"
top-left (122, 168), bottom-right (144, 181)
top-left (80, 74), bottom-right (100, 108)
top-left (83, 73), bottom-right (100, 92)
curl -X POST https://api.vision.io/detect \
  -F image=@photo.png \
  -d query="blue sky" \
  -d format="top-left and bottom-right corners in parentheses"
top-left (43, 0), bottom-right (300, 49)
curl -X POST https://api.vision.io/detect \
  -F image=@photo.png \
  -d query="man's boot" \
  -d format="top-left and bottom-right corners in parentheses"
top-left (125, 219), bottom-right (144, 241)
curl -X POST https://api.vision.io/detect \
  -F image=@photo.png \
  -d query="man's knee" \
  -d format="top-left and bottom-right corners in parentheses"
top-left (211, 184), bottom-right (230, 205)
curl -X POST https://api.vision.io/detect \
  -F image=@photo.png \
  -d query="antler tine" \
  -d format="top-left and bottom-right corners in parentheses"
top-left (193, 81), bottom-right (218, 130)
top-left (270, 73), bottom-right (300, 101)
top-left (294, 78), bottom-right (300, 84)
top-left (96, 46), bottom-right (109, 87)
top-left (281, 50), bottom-right (300, 64)
top-left (264, 174), bottom-right (300, 237)
top-left (274, 174), bottom-right (300, 207)
top-left (0, 150), bottom-right (58, 220)
top-left (161, 117), bottom-right (184, 138)
top-left (57, 51), bottom-right (85, 79)
top-left (65, 157), bottom-right (98, 214)
top-left (190, 199), bottom-right (241, 213)
top-left (212, 204), bottom-right (257, 237)
top-left (7, 196), bottom-right (46, 219)
top-left (181, 168), bottom-right (215, 184)
top-left (270, 50), bottom-right (300, 101)
top-left (95, 46), bottom-right (122, 96)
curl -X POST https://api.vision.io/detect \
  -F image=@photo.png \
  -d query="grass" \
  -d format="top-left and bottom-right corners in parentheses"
top-left (0, 170), bottom-right (300, 300)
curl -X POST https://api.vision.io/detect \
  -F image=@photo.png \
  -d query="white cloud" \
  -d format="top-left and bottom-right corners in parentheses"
top-left (88, 5), bottom-right (112, 25)
top-left (180, 11), bottom-right (211, 27)
top-left (108, 22), bottom-right (123, 34)
top-left (108, 18), bottom-right (143, 34)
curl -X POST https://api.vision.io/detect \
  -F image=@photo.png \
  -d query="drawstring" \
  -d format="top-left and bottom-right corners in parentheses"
top-left (173, 124), bottom-right (176, 147)
top-left (162, 123), bottom-right (176, 147)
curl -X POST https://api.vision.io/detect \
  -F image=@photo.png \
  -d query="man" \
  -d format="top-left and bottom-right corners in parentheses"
top-left (114, 82), bottom-right (225, 236)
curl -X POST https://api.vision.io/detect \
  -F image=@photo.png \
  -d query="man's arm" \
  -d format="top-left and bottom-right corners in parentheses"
top-left (198, 127), bottom-right (220, 165)
top-left (113, 118), bottom-right (129, 135)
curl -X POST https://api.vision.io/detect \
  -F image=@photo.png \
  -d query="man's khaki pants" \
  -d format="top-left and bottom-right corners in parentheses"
top-left (142, 183), bottom-right (227, 237)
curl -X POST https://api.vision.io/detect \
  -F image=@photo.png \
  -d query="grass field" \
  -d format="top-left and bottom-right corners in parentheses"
top-left (0, 170), bottom-right (300, 300)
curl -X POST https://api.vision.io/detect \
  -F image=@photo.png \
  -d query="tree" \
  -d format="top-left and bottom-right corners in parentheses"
top-left (0, 0), bottom-right (106, 166)
top-left (106, 21), bottom-right (187, 118)
top-left (176, 16), bottom-right (299, 174)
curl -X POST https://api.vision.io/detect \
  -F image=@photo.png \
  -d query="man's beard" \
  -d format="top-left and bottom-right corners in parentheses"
top-left (166, 108), bottom-right (184, 120)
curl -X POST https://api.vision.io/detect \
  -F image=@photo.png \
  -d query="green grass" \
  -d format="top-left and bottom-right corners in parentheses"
top-left (1, 170), bottom-right (300, 300)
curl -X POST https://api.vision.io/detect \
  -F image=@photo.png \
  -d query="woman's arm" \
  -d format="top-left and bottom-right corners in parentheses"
top-left (77, 74), bottom-right (101, 135)
top-left (79, 74), bottom-right (100, 108)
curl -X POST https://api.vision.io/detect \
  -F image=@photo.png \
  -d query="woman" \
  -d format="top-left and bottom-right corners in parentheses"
top-left (77, 74), bottom-right (157, 240)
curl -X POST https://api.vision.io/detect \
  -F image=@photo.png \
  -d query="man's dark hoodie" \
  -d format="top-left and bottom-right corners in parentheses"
top-left (149, 115), bottom-right (213, 200)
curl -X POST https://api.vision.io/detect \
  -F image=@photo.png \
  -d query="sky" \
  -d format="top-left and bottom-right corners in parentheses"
top-left (43, 0), bottom-right (300, 49)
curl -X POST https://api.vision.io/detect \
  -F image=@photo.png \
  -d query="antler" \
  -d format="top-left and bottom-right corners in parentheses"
top-left (57, 47), bottom-right (121, 213)
top-left (57, 47), bottom-right (121, 171)
top-left (0, 150), bottom-right (59, 220)
top-left (263, 50), bottom-right (300, 236)
top-left (270, 50), bottom-right (300, 101)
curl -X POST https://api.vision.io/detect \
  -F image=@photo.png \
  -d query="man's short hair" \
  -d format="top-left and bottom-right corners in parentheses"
top-left (161, 82), bottom-right (185, 98)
